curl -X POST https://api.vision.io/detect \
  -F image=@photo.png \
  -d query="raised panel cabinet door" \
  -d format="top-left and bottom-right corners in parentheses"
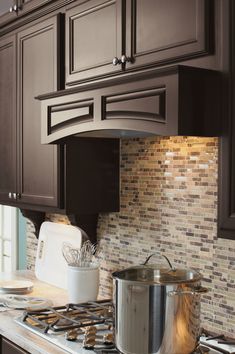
top-left (125, 0), bottom-right (213, 70)
top-left (17, 16), bottom-right (62, 207)
top-left (1, 337), bottom-right (28, 354)
top-left (218, 1), bottom-right (235, 240)
top-left (66, 0), bottom-right (123, 85)
top-left (0, 35), bottom-right (17, 203)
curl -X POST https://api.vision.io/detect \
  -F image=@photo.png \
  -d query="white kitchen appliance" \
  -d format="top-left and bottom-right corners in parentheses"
top-left (35, 221), bottom-right (82, 289)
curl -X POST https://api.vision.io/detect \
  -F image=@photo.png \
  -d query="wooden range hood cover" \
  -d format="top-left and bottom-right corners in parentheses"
top-left (37, 65), bottom-right (221, 144)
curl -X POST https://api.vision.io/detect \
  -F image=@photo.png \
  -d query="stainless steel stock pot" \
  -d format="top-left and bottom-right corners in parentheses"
top-left (112, 255), bottom-right (208, 354)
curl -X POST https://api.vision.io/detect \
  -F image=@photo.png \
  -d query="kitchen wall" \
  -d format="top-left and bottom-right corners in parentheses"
top-left (26, 136), bottom-right (235, 338)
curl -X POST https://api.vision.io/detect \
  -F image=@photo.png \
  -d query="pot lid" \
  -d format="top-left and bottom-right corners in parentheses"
top-left (112, 265), bottom-right (202, 285)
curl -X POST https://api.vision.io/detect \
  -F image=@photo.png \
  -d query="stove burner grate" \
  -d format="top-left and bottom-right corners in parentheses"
top-left (22, 299), bottom-right (113, 334)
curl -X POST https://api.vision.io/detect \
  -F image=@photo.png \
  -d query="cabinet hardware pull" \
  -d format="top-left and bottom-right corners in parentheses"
top-left (8, 192), bottom-right (12, 199)
top-left (121, 55), bottom-right (132, 64)
top-left (12, 193), bottom-right (21, 200)
top-left (112, 57), bottom-right (121, 66)
top-left (9, 4), bottom-right (18, 12)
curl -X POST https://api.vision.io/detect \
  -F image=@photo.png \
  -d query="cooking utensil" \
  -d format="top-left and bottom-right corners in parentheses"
top-left (112, 254), bottom-right (209, 354)
top-left (79, 240), bottom-right (97, 267)
top-left (62, 242), bottom-right (80, 266)
top-left (63, 240), bottom-right (98, 267)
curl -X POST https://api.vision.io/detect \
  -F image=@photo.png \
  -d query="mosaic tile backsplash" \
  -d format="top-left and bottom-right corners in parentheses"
top-left (26, 136), bottom-right (235, 338)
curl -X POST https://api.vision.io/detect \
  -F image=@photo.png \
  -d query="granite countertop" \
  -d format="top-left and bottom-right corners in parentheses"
top-left (0, 270), bottom-right (69, 354)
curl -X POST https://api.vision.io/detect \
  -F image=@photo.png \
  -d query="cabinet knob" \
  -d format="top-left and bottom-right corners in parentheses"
top-left (8, 192), bottom-right (12, 199)
top-left (12, 193), bottom-right (20, 200)
top-left (112, 57), bottom-right (121, 66)
top-left (121, 55), bottom-right (132, 64)
top-left (9, 4), bottom-right (18, 12)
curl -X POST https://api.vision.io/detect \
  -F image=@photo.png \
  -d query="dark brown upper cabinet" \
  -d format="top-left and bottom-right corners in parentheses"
top-left (0, 14), bottom-right (119, 216)
top-left (0, 16), bottom-right (65, 210)
top-left (218, 0), bottom-right (235, 240)
top-left (66, 0), bottom-right (213, 86)
top-left (125, 0), bottom-right (213, 71)
top-left (16, 15), bottom-right (62, 208)
top-left (0, 10), bottom-right (120, 225)
top-left (66, 0), bottom-right (123, 85)
top-left (0, 35), bottom-right (17, 203)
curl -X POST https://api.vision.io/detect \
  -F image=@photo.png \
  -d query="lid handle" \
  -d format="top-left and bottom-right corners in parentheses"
top-left (143, 253), bottom-right (175, 271)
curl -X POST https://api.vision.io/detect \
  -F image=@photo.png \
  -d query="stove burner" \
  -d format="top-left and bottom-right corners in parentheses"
top-left (22, 299), bottom-right (113, 334)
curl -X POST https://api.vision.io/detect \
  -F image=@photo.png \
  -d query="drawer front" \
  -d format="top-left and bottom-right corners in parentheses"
top-left (2, 337), bottom-right (28, 354)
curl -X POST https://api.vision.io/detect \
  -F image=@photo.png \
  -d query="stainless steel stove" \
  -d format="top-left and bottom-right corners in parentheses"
top-left (15, 300), bottom-right (235, 354)
top-left (15, 300), bottom-right (115, 353)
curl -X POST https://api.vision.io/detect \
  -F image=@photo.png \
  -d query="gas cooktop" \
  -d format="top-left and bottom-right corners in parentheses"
top-left (14, 300), bottom-right (235, 354)
top-left (15, 300), bottom-right (114, 354)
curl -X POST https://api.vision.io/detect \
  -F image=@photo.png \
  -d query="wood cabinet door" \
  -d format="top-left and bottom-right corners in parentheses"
top-left (0, 35), bottom-right (17, 203)
top-left (218, 1), bottom-right (235, 240)
top-left (1, 337), bottom-right (28, 354)
top-left (125, 0), bottom-right (213, 70)
top-left (17, 16), bottom-right (62, 207)
top-left (65, 0), bottom-right (123, 85)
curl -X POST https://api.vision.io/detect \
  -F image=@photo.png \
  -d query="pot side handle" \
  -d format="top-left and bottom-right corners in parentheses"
top-left (168, 286), bottom-right (209, 297)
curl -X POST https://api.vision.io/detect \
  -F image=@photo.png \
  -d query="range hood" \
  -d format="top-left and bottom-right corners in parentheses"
top-left (37, 65), bottom-right (221, 144)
